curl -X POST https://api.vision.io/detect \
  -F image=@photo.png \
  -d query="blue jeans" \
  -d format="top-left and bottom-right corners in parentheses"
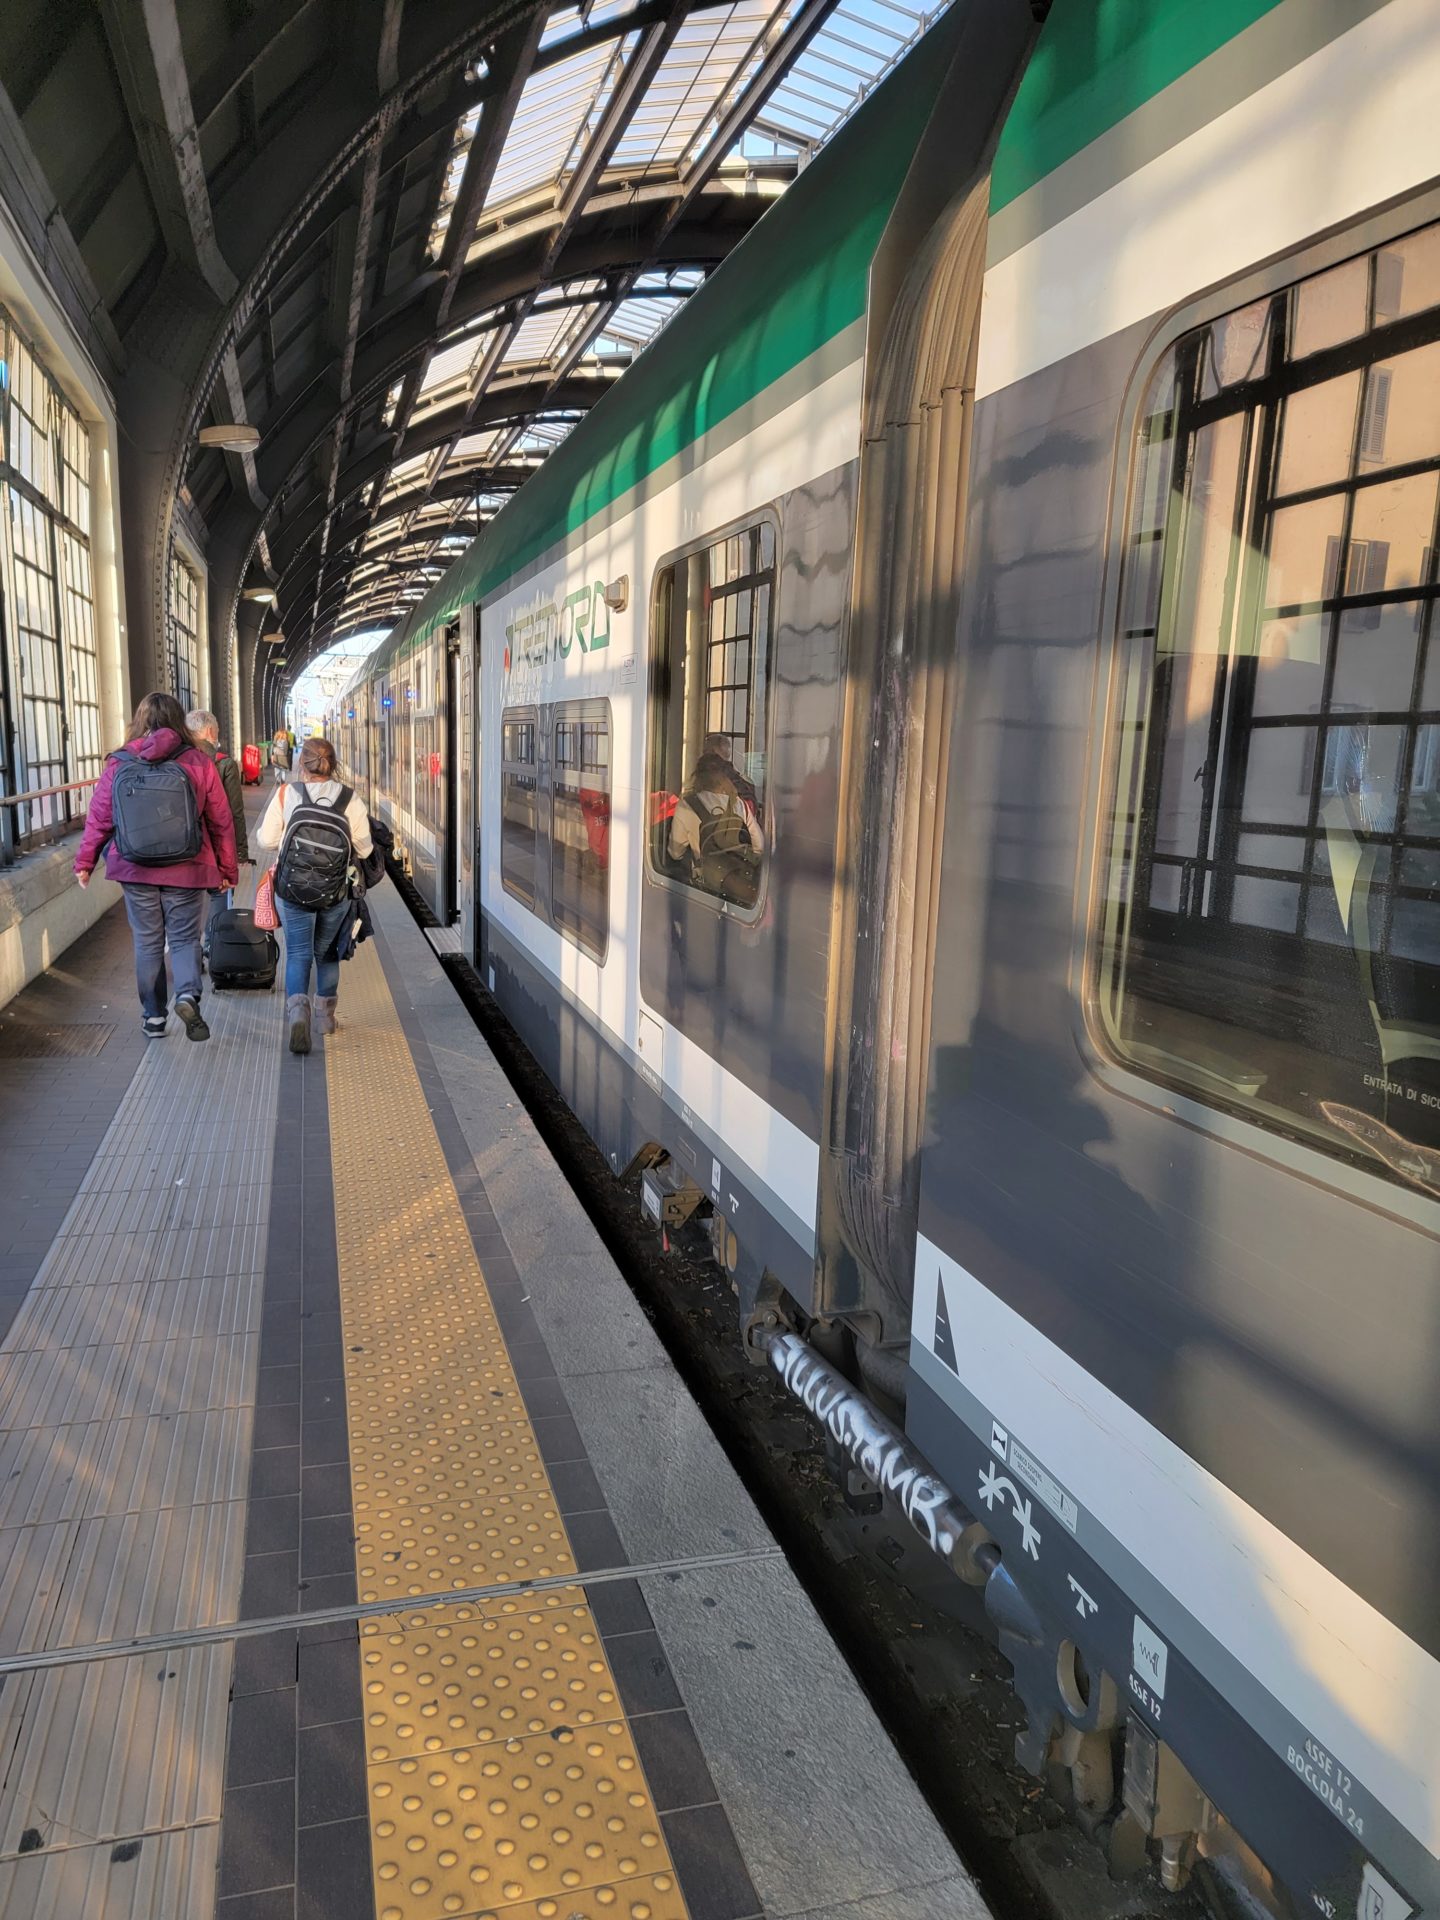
top-left (122, 884), bottom-right (205, 1017)
top-left (278, 896), bottom-right (350, 998)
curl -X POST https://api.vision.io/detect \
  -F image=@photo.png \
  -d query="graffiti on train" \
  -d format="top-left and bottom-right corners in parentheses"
top-left (767, 1332), bottom-right (975, 1559)
top-left (503, 579), bottom-right (612, 689)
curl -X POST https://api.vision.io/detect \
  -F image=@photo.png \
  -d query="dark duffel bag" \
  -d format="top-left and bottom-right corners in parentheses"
top-left (208, 907), bottom-right (278, 989)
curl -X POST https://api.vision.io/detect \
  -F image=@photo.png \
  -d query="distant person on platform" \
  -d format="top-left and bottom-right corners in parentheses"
top-left (257, 736), bottom-right (373, 1054)
top-left (270, 730), bottom-right (291, 783)
top-left (186, 711), bottom-right (247, 855)
top-left (73, 692), bottom-right (237, 1041)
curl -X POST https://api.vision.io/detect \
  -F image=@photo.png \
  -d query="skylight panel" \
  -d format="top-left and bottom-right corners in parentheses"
top-left (484, 41), bottom-right (618, 212)
top-left (498, 302), bottom-right (599, 374)
top-left (609, 0), bottom-right (781, 172)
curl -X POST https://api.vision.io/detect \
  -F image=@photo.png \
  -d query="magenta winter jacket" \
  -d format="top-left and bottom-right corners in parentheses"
top-left (74, 728), bottom-right (239, 890)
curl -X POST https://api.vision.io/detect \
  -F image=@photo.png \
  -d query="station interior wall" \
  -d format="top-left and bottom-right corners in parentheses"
top-left (0, 196), bottom-right (132, 1007)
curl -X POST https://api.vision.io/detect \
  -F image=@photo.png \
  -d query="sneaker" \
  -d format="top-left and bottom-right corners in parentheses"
top-left (142, 1015), bottom-right (168, 1039)
top-left (175, 997), bottom-right (211, 1043)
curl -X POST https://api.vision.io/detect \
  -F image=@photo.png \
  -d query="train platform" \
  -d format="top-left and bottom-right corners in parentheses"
top-left (0, 842), bottom-right (984, 1920)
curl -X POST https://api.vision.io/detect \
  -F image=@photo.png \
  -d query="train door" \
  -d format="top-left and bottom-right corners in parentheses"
top-left (458, 605), bottom-right (476, 959)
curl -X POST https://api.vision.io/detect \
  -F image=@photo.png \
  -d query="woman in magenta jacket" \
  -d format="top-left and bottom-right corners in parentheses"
top-left (75, 691), bottom-right (238, 1042)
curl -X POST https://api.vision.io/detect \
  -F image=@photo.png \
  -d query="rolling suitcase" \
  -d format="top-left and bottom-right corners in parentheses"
top-left (208, 907), bottom-right (278, 989)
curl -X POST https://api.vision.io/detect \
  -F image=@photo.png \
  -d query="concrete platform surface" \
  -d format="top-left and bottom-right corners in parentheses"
top-left (0, 843), bottom-right (987, 1920)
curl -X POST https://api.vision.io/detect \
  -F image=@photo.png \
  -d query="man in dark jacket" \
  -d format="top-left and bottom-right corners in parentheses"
top-left (187, 708), bottom-right (250, 951)
top-left (188, 712), bottom-right (248, 852)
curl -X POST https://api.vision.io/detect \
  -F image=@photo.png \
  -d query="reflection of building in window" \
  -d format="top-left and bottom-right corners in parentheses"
top-left (500, 709), bottom-right (538, 908)
top-left (0, 311), bottom-right (101, 851)
top-left (649, 518), bottom-right (775, 910)
top-left (167, 549), bottom-right (202, 711)
top-left (1099, 217), bottom-right (1440, 1187)
top-left (551, 700), bottom-right (610, 959)
top-left (500, 699), bottom-right (610, 960)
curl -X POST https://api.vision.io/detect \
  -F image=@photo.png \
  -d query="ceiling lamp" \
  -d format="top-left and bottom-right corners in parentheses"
top-left (243, 586), bottom-right (277, 604)
top-left (198, 423), bottom-right (261, 451)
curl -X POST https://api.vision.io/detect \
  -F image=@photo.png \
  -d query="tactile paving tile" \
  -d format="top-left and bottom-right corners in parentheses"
top-left (0, 1820), bottom-right (219, 1920)
top-left (355, 1492), bottom-right (575, 1603)
top-left (361, 1606), bottom-right (622, 1762)
top-left (447, 1878), bottom-right (685, 1920)
top-left (3, 1273), bottom-right (262, 1352)
top-left (0, 957), bottom-right (284, 1902)
top-left (326, 943), bottom-right (689, 1920)
top-left (0, 1642), bottom-right (229, 1856)
top-left (367, 1721), bottom-right (677, 1920)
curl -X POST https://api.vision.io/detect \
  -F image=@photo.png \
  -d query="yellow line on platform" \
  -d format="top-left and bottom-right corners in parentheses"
top-left (325, 942), bottom-right (687, 1920)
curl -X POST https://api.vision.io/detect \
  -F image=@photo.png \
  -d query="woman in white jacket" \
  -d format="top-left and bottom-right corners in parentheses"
top-left (257, 736), bottom-right (373, 1052)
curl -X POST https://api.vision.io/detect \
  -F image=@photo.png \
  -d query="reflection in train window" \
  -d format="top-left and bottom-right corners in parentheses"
top-left (501, 707), bottom-right (538, 907)
top-left (551, 700), bottom-right (610, 961)
top-left (648, 516), bottom-right (776, 912)
top-left (1099, 218), bottom-right (1440, 1197)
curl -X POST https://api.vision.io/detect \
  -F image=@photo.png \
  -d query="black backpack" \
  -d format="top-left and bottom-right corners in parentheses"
top-left (684, 791), bottom-right (761, 907)
top-left (274, 785), bottom-right (355, 910)
top-left (109, 748), bottom-right (202, 865)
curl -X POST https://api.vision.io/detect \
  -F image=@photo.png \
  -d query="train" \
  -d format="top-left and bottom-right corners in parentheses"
top-left (332, 4), bottom-right (1440, 1918)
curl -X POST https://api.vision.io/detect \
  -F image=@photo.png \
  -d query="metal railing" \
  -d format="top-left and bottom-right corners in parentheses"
top-left (0, 775), bottom-right (98, 867)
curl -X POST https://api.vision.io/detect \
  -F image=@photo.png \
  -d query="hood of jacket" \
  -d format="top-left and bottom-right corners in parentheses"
top-left (126, 727), bottom-right (190, 763)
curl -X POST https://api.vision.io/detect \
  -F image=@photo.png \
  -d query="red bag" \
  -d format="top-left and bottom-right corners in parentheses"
top-left (241, 743), bottom-right (262, 785)
top-left (254, 867), bottom-right (279, 931)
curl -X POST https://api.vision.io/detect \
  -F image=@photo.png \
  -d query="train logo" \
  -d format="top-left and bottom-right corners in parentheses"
top-left (504, 578), bottom-right (613, 692)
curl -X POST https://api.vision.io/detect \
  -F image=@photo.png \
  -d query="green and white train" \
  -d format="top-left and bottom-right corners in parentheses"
top-left (337, 3), bottom-right (1440, 1915)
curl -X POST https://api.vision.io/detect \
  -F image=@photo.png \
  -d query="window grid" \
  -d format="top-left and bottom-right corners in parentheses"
top-left (501, 709), bottom-right (539, 908)
top-left (1133, 259), bottom-right (1440, 942)
top-left (1102, 216), bottom-right (1440, 1190)
top-left (9, 491), bottom-right (66, 824)
top-left (550, 698), bottom-right (610, 960)
top-left (59, 531), bottom-right (101, 787)
top-left (703, 527), bottom-right (771, 759)
top-left (647, 514), bottom-right (776, 914)
top-left (168, 549), bottom-right (202, 712)
top-left (0, 308), bottom-right (101, 851)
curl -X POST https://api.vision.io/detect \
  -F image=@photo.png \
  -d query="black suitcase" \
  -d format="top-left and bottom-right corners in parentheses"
top-left (208, 907), bottom-right (278, 988)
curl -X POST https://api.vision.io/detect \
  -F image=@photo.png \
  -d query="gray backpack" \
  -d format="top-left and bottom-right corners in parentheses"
top-left (109, 749), bottom-right (202, 865)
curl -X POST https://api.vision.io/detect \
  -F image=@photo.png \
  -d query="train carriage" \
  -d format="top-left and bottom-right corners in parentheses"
top-left (336, 5), bottom-right (1440, 1917)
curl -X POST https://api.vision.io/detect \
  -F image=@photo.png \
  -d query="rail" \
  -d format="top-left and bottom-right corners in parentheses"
top-left (0, 773), bottom-right (97, 866)
top-left (0, 775), bottom-right (98, 808)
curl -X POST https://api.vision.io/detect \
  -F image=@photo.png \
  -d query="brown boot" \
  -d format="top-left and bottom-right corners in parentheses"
top-left (313, 996), bottom-right (338, 1037)
top-left (286, 994), bottom-right (312, 1055)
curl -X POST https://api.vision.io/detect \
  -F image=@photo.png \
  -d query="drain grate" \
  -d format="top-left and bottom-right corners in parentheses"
top-left (0, 1022), bottom-right (114, 1060)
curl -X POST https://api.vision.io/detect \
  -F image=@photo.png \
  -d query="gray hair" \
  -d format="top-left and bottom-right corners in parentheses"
top-left (185, 708), bottom-right (219, 738)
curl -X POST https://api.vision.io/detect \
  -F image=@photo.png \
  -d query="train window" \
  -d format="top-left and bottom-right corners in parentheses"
top-left (1098, 217), bottom-right (1440, 1197)
top-left (550, 700), bottom-right (610, 961)
top-left (648, 517), bottom-right (776, 912)
top-left (501, 707), bottom-right (539, 908)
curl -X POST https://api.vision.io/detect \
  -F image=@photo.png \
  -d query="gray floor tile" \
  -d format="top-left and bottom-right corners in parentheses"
top-left (642, 1556), bottom-right (963, 1916)
top-left (564, 1365), bottom-right (771, 1563)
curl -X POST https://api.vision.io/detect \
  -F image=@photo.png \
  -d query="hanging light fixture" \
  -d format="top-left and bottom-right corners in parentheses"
top-left (198, 423), bottom-right (261, 451)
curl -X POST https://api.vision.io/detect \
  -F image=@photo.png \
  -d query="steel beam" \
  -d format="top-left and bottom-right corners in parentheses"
top-left (96, 0), bottom-right (237, 302)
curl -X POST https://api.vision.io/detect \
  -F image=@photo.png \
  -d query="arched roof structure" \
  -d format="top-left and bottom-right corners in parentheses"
top-left (0, 0), bottom-right (948, 733)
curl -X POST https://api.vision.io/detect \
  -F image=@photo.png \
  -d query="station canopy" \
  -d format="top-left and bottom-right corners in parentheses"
top-left (0, 0), bottom-right (950, 690)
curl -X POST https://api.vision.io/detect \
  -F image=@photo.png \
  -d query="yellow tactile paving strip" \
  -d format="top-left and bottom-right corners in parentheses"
top-left (325, 942), bottom-right (688, 1920)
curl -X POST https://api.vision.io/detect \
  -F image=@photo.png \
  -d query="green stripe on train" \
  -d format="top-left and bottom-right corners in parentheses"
top-left (989, 0), bottom-right (1286, 212)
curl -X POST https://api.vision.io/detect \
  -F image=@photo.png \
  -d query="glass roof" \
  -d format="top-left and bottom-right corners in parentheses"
top-left (323, 0), bottom-right (953, 647)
